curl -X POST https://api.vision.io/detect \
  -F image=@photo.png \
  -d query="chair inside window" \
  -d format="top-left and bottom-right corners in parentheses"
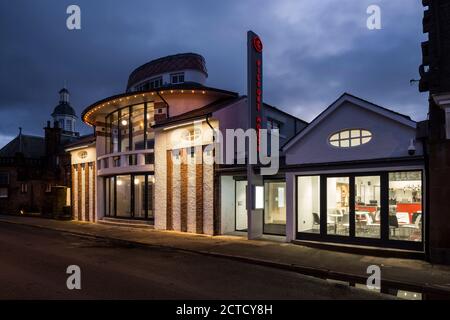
top-left (389, 215), bottom-right (399, 237)
top-left (312, 212), bottom-right (320, 231)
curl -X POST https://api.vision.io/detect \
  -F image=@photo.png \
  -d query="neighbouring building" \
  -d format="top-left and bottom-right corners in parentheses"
top-left (71, 52), bottom-right (430, 258)
top-left (0, 88), bottom-right (80, 217)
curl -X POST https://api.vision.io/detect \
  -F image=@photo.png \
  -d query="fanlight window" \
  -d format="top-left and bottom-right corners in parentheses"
top-left (329, 129), bottom-right (372, 148)
top-left (182, 128), bottom-right (201, 142)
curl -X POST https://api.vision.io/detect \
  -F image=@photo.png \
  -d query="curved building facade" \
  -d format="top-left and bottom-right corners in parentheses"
top-left (69, 52), bottom-right (425, 255)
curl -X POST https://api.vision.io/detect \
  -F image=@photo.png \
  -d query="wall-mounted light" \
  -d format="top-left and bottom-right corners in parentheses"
top-left (121, 119), bottom-right (128, 126)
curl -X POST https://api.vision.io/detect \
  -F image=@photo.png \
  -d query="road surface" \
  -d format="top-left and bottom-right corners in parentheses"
top-left (0, 222), bottom-right (387, 299)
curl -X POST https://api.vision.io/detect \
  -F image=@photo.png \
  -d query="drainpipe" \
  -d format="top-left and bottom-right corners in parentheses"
top-left (157, 92), bottom-right (170, 117)
top-left (206, 113), bottom-right (219, 234)
top-left (205, 114), bottom-right (215, 143)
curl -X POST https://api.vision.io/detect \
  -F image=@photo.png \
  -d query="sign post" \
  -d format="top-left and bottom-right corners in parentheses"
top-left (246, 30), bottom-right (264, 239)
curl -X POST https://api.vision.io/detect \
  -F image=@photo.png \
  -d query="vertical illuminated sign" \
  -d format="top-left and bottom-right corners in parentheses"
top-left (246, 30), bottom-right (264, 239)
top-left (247, 30), bottom-right (263, 157)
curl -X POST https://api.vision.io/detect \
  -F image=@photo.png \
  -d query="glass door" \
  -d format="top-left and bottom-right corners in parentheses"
top-left (235, 180), bottom-right (248, 231)
top-left (263, 181), bottom-right (286, 235)
top-left (355, 175), bottom-right (381, 239)
top-left (326, 177), bottom-right (350, 236)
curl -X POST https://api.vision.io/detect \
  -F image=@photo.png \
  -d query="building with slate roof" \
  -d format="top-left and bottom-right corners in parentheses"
top-left (0, 88), bottom-right (81, 216)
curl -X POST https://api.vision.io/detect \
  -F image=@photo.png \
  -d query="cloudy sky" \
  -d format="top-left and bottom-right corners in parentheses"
top-left (0, 0), bottom-right (429, 148)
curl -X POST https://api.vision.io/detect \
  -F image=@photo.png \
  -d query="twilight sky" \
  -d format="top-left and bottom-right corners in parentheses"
top-left (0, 0), bottom-right (429, 148)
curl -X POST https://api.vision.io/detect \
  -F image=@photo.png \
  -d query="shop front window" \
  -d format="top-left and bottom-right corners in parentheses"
top-left (327, 177), bottom-right (350, 236)
top-left (355, 176), bottom-right (381, 238)
top-left (297, 176), bottom-right (320, 234)
top-left (263, 181), bottom-right (286, 235)
top-left (104, 174), bottom-right (154, 220)
top-left (388, 171), bottom-right (422, 242)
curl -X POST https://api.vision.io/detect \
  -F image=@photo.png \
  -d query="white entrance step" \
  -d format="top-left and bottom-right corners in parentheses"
top-left (98, 217), bottom-right (154, 229)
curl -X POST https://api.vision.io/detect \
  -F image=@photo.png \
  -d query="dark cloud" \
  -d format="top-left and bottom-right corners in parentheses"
top-left (0, 0), bottom-right (429, 147)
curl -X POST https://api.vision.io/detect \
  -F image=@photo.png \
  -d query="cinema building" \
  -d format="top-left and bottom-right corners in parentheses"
top-left (69, 53), bottom-right (426, 255)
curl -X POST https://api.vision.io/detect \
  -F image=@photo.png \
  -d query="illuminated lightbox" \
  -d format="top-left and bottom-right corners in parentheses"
top-left (255, 186), bottom-right (264, 209)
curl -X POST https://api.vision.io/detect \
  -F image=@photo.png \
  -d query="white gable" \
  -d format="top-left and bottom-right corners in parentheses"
top-left (284, 94), bottom-right (422, 165)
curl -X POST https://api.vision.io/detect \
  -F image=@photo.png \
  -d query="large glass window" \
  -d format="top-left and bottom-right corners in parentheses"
top-left (131, 104), bottom-right (145, 150)
top-left (111, 111), bottom-right (119, 153)
top-left (119, 108), bottom-right (130, 152)
top-left (389, 171), bottom-right (422, 242)
top-left (296, 171), bottom-right (424, 248)
top-left (105, 177), bottom-right (115, 216)
top-left (105, 103), bottom-right (156, 156)
top-left (104, 174), bottom-right (154, 220)
top-left (116, 175), bottom-right (131, 217)
top-left (133, 175), bottom-right (146, 218)
top-left (355, 176), bottom-right (381, 238)
top-left (327, 177), bottom-right (350, 236)
top-left (297, 176), bottom-right (321, 234)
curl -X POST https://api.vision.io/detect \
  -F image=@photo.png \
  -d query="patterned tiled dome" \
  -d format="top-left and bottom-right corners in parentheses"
top-left (127, 53), bottom-right (207, 90)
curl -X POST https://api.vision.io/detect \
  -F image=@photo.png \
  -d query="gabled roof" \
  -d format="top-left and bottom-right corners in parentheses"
top-left (0, 134), bottom-right (45, 158)
top-left (282, 93), bottom-right (417, 151)
top-left (152, 96), bottom-right (246, 129)
top-left (64, 134), bottom-right (96, 151)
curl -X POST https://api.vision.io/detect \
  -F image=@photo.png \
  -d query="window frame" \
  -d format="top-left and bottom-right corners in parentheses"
top-left (104, 173), bottom-right (154, 221)
top-left (295, 170), bottom-right (424, 251)
top-left (104, 102), bottom-right (154, 156)
top-left (329, 128), bottom-right (373, 148)
top-left (170, 72), bottom-right (185, 84)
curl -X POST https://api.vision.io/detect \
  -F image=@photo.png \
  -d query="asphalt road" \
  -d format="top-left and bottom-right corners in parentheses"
top-left (0, 222), bottom-right (387, 299)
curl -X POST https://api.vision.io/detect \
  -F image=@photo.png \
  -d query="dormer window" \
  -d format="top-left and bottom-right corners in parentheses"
top-left (329, 129), bottom-right (372, 148)
top-left (171, 72), bottom-right (185, 84)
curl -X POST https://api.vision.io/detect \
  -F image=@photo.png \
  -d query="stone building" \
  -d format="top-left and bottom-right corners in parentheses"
top-left (0, 88), bottom-right (80, 216)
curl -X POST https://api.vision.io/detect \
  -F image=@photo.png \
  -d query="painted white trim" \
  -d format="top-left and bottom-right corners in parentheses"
top-left (283, 94), bottom-right (417, 151)
top-left (287, 165), bottom-right (425, 176)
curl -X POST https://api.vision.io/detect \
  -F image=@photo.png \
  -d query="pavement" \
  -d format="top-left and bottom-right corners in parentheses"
top-left (1, 214), bottom-right (450, 298)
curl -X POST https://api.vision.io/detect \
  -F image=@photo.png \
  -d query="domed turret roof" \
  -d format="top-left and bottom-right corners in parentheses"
top-left (52, 87), bottom-right (77, 117)
top-left (52, 102), bottom-right (76, 117)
